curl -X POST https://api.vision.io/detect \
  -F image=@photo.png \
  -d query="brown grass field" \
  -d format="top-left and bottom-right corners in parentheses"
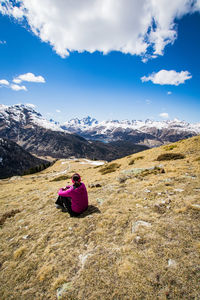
top-left (0, 136), bottom-right (200, 299)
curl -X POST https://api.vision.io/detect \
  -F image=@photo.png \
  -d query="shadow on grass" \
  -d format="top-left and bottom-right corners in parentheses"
top-left (61, 205), bottom-right (101, 218)
top-left (78, 205), bottom-right (101, 218)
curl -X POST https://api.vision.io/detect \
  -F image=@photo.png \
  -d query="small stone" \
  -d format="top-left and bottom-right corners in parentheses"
top-left (168, 259), bottom-right (177, 267)
top-left (96, 198), bottom-right (104, 205)
top-left (132, 220), bottom-right (152, 233)
top-left (22, 235), bottom-right (29, 239)
top-left (190, 204), bottom-right (200, 210)
top-left (89, 183), bottom-right (102, 188)
top-left (154, 202), bottom-right (166, 214)
top-left (174, 188), bottom-right (184, 192)
top-left (79, 253), bottom-right (92, 267)
top-left (57, 283), bottom-right (72, 299)
top-left (68, 227), bottom-right (72, 230)
top-left (135, 236), bottom-right (142, 243)
top-left (144, 189), bottom-right (151, 193)
top-left (157, 192), bottom-right (162, 195)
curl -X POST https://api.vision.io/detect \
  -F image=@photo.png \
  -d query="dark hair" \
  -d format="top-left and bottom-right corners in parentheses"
top-left (72, 173), bottom-right (81, 183)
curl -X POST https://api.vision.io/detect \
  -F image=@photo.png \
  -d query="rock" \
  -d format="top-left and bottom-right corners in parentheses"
top-left (132, 220), bottom-right (152, 233)
top-left (144, 189), bottom-right (151, 193)
top-left (79, 253), bottom-right (92, 268)
top-left (154, 199), bottom-right (171, 214)
top-left (135, 236), bottom-right (143, 244)
top-left (190, 204), bottom-right (200, 210)
top-left (168, 259), bottom-right (177, 267)
top-left (57, 283), bottom-right (73, 299)
top-left (22, 235), bottom-right (30, 239)
top-left (122, 166), bottom-right (165, 178)
top-left (89, 183), bottom-right (102, 188)
top-left (96, 198), bottom-right (104, 205)
top-left (174, 188), bottom-right (184, 192)
top-left (9, 176), bottom-right (22, 181)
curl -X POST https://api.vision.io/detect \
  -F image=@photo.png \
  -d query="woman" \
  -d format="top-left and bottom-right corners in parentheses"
top-left (55, 173), bottom-right (88, 217)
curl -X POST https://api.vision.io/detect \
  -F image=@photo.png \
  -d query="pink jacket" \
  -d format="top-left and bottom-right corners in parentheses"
top-left (58, 183), bottom-right (88, 213)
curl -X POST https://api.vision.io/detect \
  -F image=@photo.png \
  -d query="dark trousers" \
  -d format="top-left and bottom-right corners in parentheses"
top-left (55, 196), bottom-right (80, 217)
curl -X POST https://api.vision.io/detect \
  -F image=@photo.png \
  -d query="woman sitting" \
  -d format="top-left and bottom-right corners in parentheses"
top-left (55, 173), bottom-right (88, 217)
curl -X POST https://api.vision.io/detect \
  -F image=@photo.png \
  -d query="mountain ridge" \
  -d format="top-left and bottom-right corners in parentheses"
top-left (0, 104), bottom-right (148, 161)
top-left (63, 115), bottom-right (200, 146)
top-left (0, 138), bottom-right (51, 179)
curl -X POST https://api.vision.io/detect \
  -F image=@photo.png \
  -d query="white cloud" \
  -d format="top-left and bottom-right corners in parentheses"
top-left (0, 1), bottom-right (23, 18)
top-left (167, 91), bottom-right (172, 95)
top-left (10, 84), bottom-right (27, 91)
top-left (0, 79), bottom-right (9, 85)
top-left (0, 0), bottom-right (199, 59)
top-left (13, 78), bottom-right (22, 84)
top-left (159, 112), bottom-right (169, 118)
top-left (0, 40), bottom-right (6, 45)
top-left (141, 70), bottom-right (192, 86)
top-left (14, 72), bottom-right (45, 83)
top-left (56, 109), bottom-right (61, 113)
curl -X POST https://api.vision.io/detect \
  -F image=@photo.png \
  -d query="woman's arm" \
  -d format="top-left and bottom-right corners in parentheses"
top-left (58, 187), bottom-right (73, 197)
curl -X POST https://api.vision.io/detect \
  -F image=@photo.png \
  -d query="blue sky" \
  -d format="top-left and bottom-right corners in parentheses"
top-left (0, 1), bottom-right (200, 123)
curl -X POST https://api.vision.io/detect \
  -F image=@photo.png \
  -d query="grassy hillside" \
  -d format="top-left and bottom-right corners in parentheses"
top-left (0, 136), bottom-right (200, 299)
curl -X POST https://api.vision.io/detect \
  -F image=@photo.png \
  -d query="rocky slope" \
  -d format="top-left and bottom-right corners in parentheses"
top-left (0, 135), bottom-right (199, 299)
top-left (63, 116), bottom-right (200, 146)
top-left (0, 104), bottom-right (148, 160)
top-left (0, 138), bottom-right (51, 179)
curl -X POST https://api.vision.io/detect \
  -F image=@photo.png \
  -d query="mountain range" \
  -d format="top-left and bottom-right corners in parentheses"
top-left (63, 116), bottom-right (200, 147)
top-left (0, 104), bottom-right (148, 162)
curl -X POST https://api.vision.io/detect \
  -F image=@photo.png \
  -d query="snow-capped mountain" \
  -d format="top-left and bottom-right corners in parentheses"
top-left (0, 104), bottom-right (64, 132)
top-left (63, 116), bottom-right (200, 146)
top-left (0, 104), bottom-right (148, 160)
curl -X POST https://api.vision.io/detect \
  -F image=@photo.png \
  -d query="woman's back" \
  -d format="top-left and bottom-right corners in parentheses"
top-left (58, 182), bottom-right (88, 213)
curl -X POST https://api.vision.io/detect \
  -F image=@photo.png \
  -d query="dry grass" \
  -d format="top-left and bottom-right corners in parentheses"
top-left (99, 163), bottom-right (121, 175)
top-left (164, 144), bottom-right (178, 151)
top-left (0, 135), bottom-right (200, 299)
top-left (50, 175), bottom-right (71, 182)
top-left (0, 209), bottom-right (21, 226)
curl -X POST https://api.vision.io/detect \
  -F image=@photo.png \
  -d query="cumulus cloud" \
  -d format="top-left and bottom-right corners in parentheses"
top-left (167, 91), bottom-right (172, 95)
top-left (10, 84), bottom-right (27, 91)
top-left (0, 1), bottom-right (23, 18)
top-left (0, 0), bottom-right (199, 59)
top-left (13, 78), bottom-right (22, 84)
top-left (159, 112), bottom-right (169, 118)
top-left (0, 79), bottom-right (9, 85)
top-left (56, 109), bottom-right (61, 113)
top-left (13, 72), bottom-right (45, 83)
top-left (141, 70), bottom-right (192, 86)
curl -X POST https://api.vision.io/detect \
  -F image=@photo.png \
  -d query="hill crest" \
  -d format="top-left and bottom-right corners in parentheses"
top-left (0, 135), bottom-right (200, 299)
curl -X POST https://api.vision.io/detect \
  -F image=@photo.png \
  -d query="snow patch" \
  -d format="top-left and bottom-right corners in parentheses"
top-left (79, 159), bottom-right (105, 166)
